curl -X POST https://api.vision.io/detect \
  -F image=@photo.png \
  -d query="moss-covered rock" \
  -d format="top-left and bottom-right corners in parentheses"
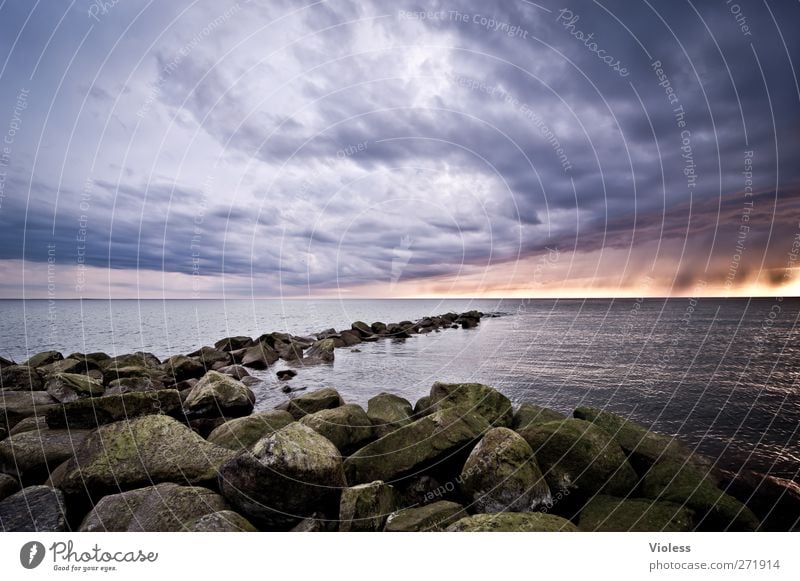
top-left (79, 483), bottom-right (229, 531)
top-left (0, 390), bottom-right (58, 429)
top-left (44, 373), bottom-right (105, 403)
top-left (303, 338), bottom-right (336, 363)
top-left (105, 376), bottom-right (165, 395)
top-left (429, 382), bottom-right (513, 427)
top-left (23, 351), bottom-right (63, 369)
top-left (518, 419), bottom-right (637, 498)
top-left (45, 390), bottom-right (182, 429)
top-left (513, 403), bottom-right (566, 430)
top-left (367, 393), bottom-right (414, 437)
top-left (207, 410), bottom-right (294, 451)
top-left (344, 407), bottom-right (489, 485)
top-left (0, 427), bottom-right (90, 481)
top-left (578, 495), bottom-right (696, 531)
top-left (239, 342), bottom-right (279, 369)
top-left (447, 512), bottom-right (579, 532)
top-left (163, 354), bottom-right (206, 382)
top-left (0, 485), bottom-right (68, 531)
top-left (384, 500), bottom-right (466, 532)
top-left (413, 395), bottom-right (433, 418)
top-left (187, 510), bottom-right (258, 532)
top-left (277, 387), bottom-right (344, 420)
top-left (460, 427), bottom-right (550, 513)
top-left (53, 415), bottom-right (235, 500)
top-left (641, 460), bottom-right (759, 531)
top-left (299, 404), bottom-right (373, 453)
top-left (0, 365), bottom-right (43, 391)
top-left (339, 480), bottom-right (396, 531)
top-left (218, 422), bottom-right (346, 529)
top-left (183, 371), bottom-right (255, 419)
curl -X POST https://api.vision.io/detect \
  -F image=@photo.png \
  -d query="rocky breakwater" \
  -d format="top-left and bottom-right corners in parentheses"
top-left (1, 311), bottom-right (797, 532)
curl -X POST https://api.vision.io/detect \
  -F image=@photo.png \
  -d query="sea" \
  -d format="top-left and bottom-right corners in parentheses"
top-left (1, 297), bottom-right (798, 480)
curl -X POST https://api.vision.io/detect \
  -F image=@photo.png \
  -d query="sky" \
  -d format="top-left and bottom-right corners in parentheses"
top-left (0, 0), bottom-right (798, 299)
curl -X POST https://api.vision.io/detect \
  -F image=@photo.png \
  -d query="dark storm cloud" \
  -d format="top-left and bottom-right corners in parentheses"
top-left (0, 0), bottom-right (797, 296)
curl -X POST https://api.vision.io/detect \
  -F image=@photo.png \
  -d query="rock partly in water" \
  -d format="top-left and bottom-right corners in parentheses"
top-left (45, 390), bottom-right (183, 429)
top-left (218, 422), bottom-right (346, 530)
top-left (183, 371), bottom-right (255, 419)
top-left (384, 501), bottom-right (466, 532)
top-left (718, 468), bottom-right (800, 531)
top-left (339, 480), bottom-right (396, 532)
top-left (277, 387), bottom-right (344, 420)
top-left (299, 404), bottom-right (374, 453)
top-left (344, 407), bottom-right (489, 485)
top-left (513, 403), bottom-right (566, 430)
top-left (303, 339), bottom-right (336, 364)
top-left (0, 428), bottom-right (90, 481)
top-left (0, 485), bottom-right (68, 532)
top-left (44, 373), bottom-right (105, 403)
top-left (239, 343), bottom-right (279, 369)
top-left (429, 382), bottom-right (513, 427)
top-left (518, 419), bottom-right (638, 500)
top-left (53, 415), bottom-right (235, 500)
top-left (367, 393), bottom-right (414, 438)
top-left (80, 483), bottom-right (230, 531)
top-left (351, 321), bottom-right (373, 337)
top-left (276, 369), bottom-right (297, 381)
top-left (578, 495), bottom-right (696, 532)
top-left (207, 410), bottom-right (295, 451)
top-left (162, 355), bottom-right (206, 383)
top-left (447, 512), bottom-right (578, 532)
top-left (641, 460), bottom-right (760, 531)
top-left (460, 427), bottom-right (551, 513)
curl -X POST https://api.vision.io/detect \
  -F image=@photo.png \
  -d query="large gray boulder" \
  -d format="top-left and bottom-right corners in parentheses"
top-left (0, 485), bottom-right (68, 531)
top-left (0, 365), bottom-right (43, 391)
top-left (218, 422), bottom-right (346, 529)
top-left (105, 376), bottom-right (165, 395)
top-left (518, 419), bottom-right (638, 499)
top-left (183, 371), bottom-right (255, 419)
top-left (0, 427), bottom-right (90, 481)
top-left (299, 404), bottom-right (373, 453)
top-left (277, 387), bottom-right (344, 420)
top-left (44, 373), bottom-right (105, 403)
top-left (384, 501), bottom-right (466, 532)
top-left (52, 415), bottom-right (236, 500)
top-left (80, 483), bottom-right (230, 531)
top-left (447, 512), bottom-right (579, 532)
top-left (207, 410), bottom-right (295, 451)
top-left (45, 390), bottom-right (182, 429)
top-left (338, 480), bottom-right (396, 532)
top-left (344, 407), bottom-right (489, 485)
top-left (23, 351), bottom-right (63, 368)
top-left (0, 390), bottom-right (58, 431)
top-left (303, 339), bottom-right (336, 363)
top-left (429, 382), bottom-right (513, 427)
top-left (367, 393), bottom-right (414, 437)
top-left (239, 342), bottom-right (279, 369)
top-left (460, 427), bottom-right (550, 513)
top-left (162, 355), bottom-right (206, 382)
top-left (513, 403), bottom-right (566, 430)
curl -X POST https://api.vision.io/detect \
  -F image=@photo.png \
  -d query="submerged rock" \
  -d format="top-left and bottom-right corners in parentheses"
top-left (384, 500), bottom-right (466, 532)
top-left (207, 410), bottom-right (295, 451)
top-left (447, 512), bottom-right (578, 532)
top-left (367, 393), bottom-right (414, 437)
top-left (460, 427), bottom-right (550, 513)
top-left (339, 480), bottom-right (396, 532)
top-left (578, 495), bottom-right (696, 532)
top-left (429, 382), bottom-right (513, 427)
top-left (276, 369), bottom-right (297, 381)
top-left (0, 485), bottom-right (68, 532)
top-left (218, 422), bottom-right (346, 529)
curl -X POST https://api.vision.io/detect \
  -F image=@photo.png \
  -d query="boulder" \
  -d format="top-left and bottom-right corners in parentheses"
top-left (277, 369), bottom-right (297, 381)
top-left (53, 415), bottom-right (236, 500)
top-left (9, 415), bottom-right (47, 435)
top-left (217, 365), bottom-right (251, 380)
top-left (339, 481), bottom-right (396, 532)
top-left (412, 395), bottom-right (433, 418)
top-left (513, 403), bottom-right (566, 430)
top-left (44, 373), bottom-right (105, 403)
top-left (718, 469), bottom-right (800, 531)
top-left (79, 483), bottom-right (230, 531)
top-left (371, 322), bottom-right (387, 335)
top-left (299, 404), bottom-right (373, 453)
top-left (102, 365), bottom-right (164, 385)
top-left (23, 351), bottom-right (63, 369)
top-left (105, 376), bottom-right (165, 395)
top-left (45, 390), bottom-right (183, 429)
top-left (183, 371), bottom-right (255, 419)
top-left (460, 427), bottom-right (550, 513)
top-left (163, 355), bottom-right (206, 382)
top-left (367, 393), bottom-right (414, 437)
top-left (103, 352), bottom-right (161, 370)
top-left (429, 382), bottom-right (512, 427)
top-left (218, 422), bottom-right (346, 529)
top-left (290, 512), bottom-right (336, 532)
top-left (187, 510), bottom-right (258, 532)
top-left (385, 323), bottom-right (411, 339)
top-left (351, 321), bottom-right (373, 337)
top-left (0, 485), bottom-right (68, 532)
top-left (0, 365), bottom-right (43, 391)
top-left (338, 330), bottom-right (362, 346)
top-left (0, 355), bottom-right (14, 368)
top-left (240, 342), bottom-right (279, 369)
top-left (384, 500), bottom-right (466, 532)
top-left (640, 460), bottom-right (760, 531)
top-left (303, 339), bottom-right (336, 364)
top-left (214, 336), bottom-right (253, 352)
top-left (573, 407), bottom-right (712, 476)
top-left (518, 419), bottom-right (637, 499)
top-left (0, 428), bottom-right (90, 481)
top-left (0, 473), bottom-right (20, 501)
top-left (447, 512), bottom-right (578, 532)
top-left (277, 387), bottom-right (344, 420)
top-left (0, 390), bottom-right (58, 429)
top-left (188, 346), bottom-right (232, 368)
top-left (277, 342), bottom-right (305, 361)
top-left (207, 411), bottom-right (295, 451)
top-left (344, 407), bottom-right (489, 485)
top-left (395, 474), bottom-right (444, 506)
top-left (578, 495), bottom-right (696, 532)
